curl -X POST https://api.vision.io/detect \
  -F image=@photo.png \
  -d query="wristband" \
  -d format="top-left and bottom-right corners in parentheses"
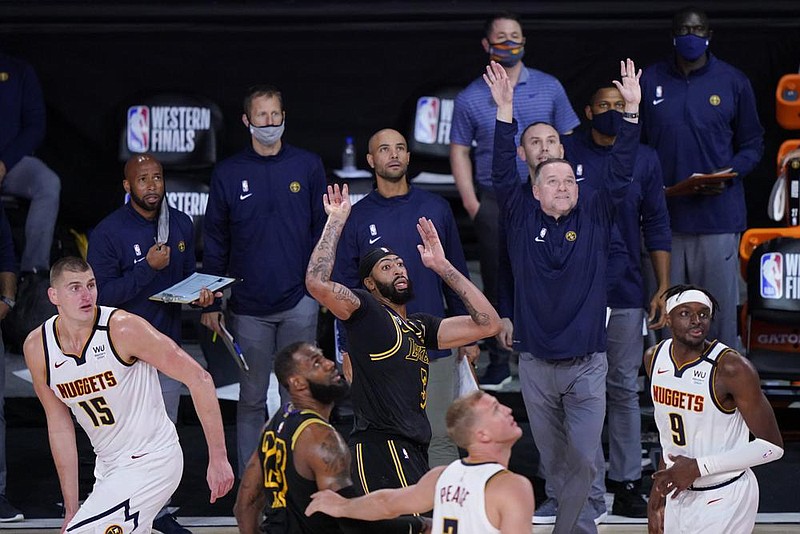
top-left (696, 438), bottom-right (783, 476)
top-left (0, 296), bottom-right (15, 309)
top-left (623, 112), bottom-right (639, 119)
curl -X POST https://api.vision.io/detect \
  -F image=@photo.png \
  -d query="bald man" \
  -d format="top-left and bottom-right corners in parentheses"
top-left (86, 154), bottom-right (216, 533)
top-left (332, 129), bottom-right (476, 469)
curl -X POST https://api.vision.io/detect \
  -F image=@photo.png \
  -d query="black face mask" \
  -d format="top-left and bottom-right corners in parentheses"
top-left (308, 377), bottom-right (350, 405)
top-left (591, 110), bottom-right (624, 137)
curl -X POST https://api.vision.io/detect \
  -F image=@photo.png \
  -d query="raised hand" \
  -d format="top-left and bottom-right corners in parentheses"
top-left (416, 217), bottom-right (448, 273)
top-left (612, 57), bottom-right (642, 108)
top-left (323, 183), bottom-right (351, 220)
top-left (483, 61), bottom-right (514, 123)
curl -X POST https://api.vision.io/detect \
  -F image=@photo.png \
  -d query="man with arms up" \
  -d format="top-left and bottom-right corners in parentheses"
top-left (87, 154), bottom-right (217, 533)
top-left (488, 58), bottom-right (641, 534)
top-left (234, 341), bottom-right (426, 534)
top-left (23, 257), bottom-right (234, 533)
top-left (645, 285), bottom-right (783, 534)
top-left (202, 84), bottom-right (326, 474)
top-left (640, 7), bottom-right (764, 348)
top-left (333, 127), bottom-right (475, 467)
top-left (560, 83), bottom-right (671, 518)
top-left (450, 11), bottom-right (580, 385)
top-left (306, 184), bottom-right (501, 495)
top-left (305, 390), bottom-right (534, 534)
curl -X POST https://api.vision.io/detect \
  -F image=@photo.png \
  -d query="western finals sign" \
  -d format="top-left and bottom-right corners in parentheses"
top-left (760, 252), bottom-right (800, 299)
top-left (127, 105), bottom-right (212, 153)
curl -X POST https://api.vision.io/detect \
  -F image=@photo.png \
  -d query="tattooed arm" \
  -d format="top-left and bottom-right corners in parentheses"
top-left (416, 217), bottom-right (502, 349)
top-left (306, 184), bottom-right (362, 321)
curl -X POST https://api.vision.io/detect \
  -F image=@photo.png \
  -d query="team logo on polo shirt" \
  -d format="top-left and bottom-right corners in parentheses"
top-left (289, 181), bottom-right (301, 193)
top-left (104, 525), bottom-right (123, 534)
top-left (178, 240), bottom-right (186, 252)
top-left (0, 72), bottom-right (8, 82)
top-left (565, 231), bottom-right (577, 242)
top-left (709, 95), bottom-right (721, 106)
top-left (792, 160), bottom-right (800, 170)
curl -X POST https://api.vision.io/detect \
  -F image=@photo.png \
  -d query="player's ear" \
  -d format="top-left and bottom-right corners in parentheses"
top-left (363, 277), bottom-right (376, 291)
top-left (47, 287), bottom-right (59, 306)
top-left (288, 374), bottom-right (306, 392)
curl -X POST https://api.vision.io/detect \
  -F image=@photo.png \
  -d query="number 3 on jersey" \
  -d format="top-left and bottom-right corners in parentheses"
top-left (668, 412), bottom-right (686, 446)
top-left (78, 396), bottom-right (115, 426)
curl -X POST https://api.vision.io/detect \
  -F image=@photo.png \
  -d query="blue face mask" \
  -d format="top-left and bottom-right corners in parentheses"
top-left (674, 34), bottom-right (709, 62)
top-left (591, 110), bottom-right (624, 137)
top-left (489, 40), bottom-right (525, 68)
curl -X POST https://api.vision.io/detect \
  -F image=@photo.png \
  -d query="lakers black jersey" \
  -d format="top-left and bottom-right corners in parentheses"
top-left (260, 403), bottom-right (341, 534)
top-left (344, 289), bottom-right (442, 446)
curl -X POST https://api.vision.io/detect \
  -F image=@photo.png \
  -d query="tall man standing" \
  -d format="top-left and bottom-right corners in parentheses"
top-left (0, 51), bottom-right (61, 276)
top-left (562, 84), bottom-right (671, 518)
top-left (306, 184), bottom-right (501, 494)
top-left (640, 7), bottom-right (764, 348)
top-left (202, 85), bottom-right (327, 474)
top-left (450, 11), bottom-right (580, 385)
top-left (487, 58), bottom-right (641, 534)
top-left (87, 154), bottom-right (216, 533)
top-left (333, 128), bottom-right (475, 467)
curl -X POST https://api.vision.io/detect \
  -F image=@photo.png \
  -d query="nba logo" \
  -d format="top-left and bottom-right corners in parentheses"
top-left (127, 106), bottom-right (150, 153)
top-left (576, 164), bottom-right (583, 177)
top-left (414, 97), bottom-right (440, 144)
top-left (242, 180), bottom-right (249, 193)
top-left (760, 252), bottom-right (783, 299)
top-left (369, 224), bottom-right (377, 237)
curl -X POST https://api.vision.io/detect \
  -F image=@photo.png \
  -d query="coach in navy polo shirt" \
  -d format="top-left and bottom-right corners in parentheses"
top-left (640, 7), bottom-right (764, 348)
top-left (450, 11), bottom-right (579, 385)
top-left (487, 58), bottom-right (641, 534)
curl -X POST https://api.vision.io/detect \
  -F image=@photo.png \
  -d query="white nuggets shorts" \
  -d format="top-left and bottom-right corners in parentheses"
top-left (66, 443), bottom-right (183, 534)
top-left (664, 468), bottom-right (759, 534)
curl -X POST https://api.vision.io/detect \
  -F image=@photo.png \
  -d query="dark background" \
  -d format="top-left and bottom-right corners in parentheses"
top-left (1, 0), bottom-right (800, 234)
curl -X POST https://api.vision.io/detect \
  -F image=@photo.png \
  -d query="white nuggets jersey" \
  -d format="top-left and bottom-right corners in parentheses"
top-left (433, 460), bottom-right (504, 534)
top-left (650, 339), bottom-right (750, 487)
top-left (44, 306), bottom-right (177, 465)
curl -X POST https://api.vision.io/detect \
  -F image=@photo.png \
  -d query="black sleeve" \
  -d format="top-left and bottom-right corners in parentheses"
top-left (410, 312), bottom-right (442, 350)
top-left (335, 486), bottom-right (425, 534)
top-left (343, 289), bottom-right (370, 324)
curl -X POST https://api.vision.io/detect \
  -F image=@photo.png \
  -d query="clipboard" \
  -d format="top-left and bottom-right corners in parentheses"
top-left (149, 273), bottom-right (239, 304)
top-left (665, 169), bottom-right (737, 197)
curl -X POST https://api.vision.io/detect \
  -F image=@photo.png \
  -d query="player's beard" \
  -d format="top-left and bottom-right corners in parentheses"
top-left (375, 277), bottom-right (414, 305)
top-left (130, 189), bottom-right (163, 216)
top-left (308, 376), bottom-right (350, 405)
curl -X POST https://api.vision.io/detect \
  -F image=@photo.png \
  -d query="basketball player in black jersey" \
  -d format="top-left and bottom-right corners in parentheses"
top-left (306, 184), bottom-right (501, 495)
top-left (234, 341), bottom-right (426, 534)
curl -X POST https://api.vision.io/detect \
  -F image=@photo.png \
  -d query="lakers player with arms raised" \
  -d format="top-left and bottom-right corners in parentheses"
top-left (306, 184), bottom-right (501, 495)
top-left (645, 285), bottom-right (784, 534)
top-left (23, 257), bottom-right (234, 534)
